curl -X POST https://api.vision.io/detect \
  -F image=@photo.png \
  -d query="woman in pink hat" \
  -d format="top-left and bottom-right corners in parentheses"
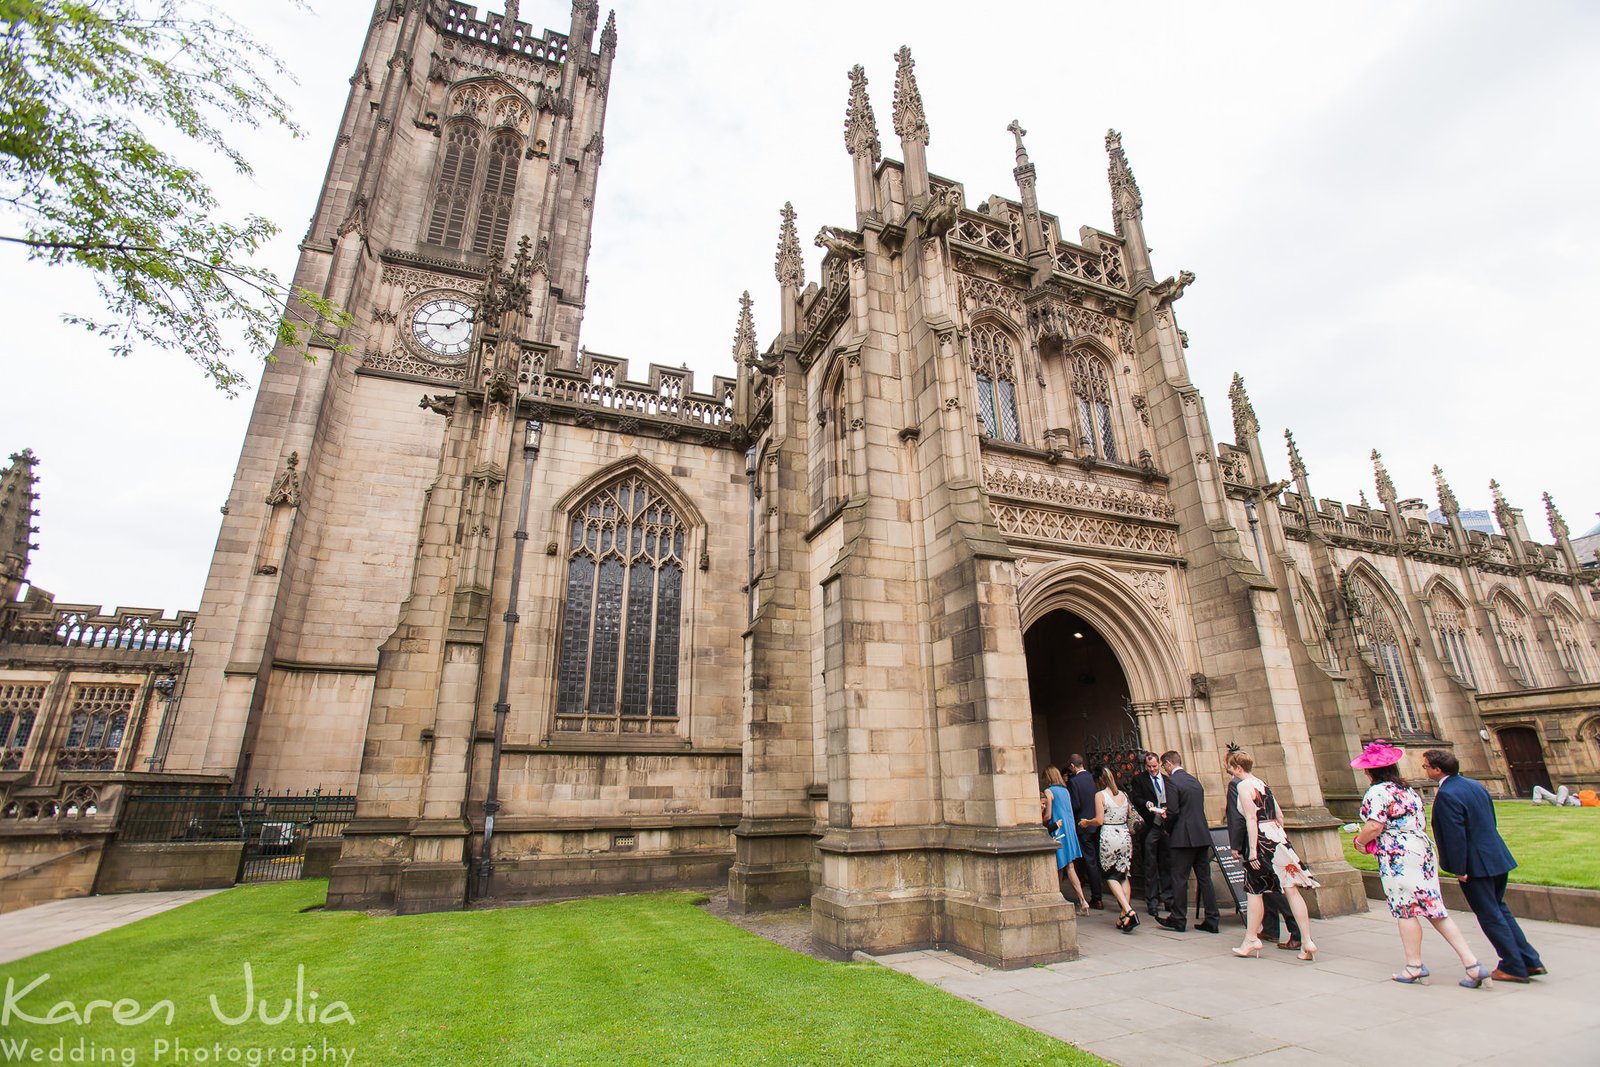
top-left (1351, 740), bottom-right (1489, 987)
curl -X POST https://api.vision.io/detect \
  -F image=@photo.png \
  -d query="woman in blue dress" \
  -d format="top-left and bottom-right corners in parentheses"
top-left (1042, 766), bottom-right (1091, 915)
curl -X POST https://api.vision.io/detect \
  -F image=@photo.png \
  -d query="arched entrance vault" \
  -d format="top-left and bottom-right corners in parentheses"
top-left (1018, 560), bottom-right (1189, 707)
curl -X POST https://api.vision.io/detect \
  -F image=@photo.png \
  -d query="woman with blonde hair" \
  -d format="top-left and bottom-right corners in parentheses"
top-left (1042, 766), bottom-right (1091, 914)
top-left (1226, 749), bottom-right (1319, 961)
top-left (1079, 765), bottom-right (1138, 932)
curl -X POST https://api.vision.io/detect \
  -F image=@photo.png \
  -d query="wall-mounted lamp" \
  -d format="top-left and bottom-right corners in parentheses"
top-left (1478, 727), bottom-right (1491, 742)
top-left (525, 419), bottom-right (544, 454)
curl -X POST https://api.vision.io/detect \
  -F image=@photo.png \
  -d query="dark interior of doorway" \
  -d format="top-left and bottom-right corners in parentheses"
top-left (1025, 609), bottom-right (1138, 777)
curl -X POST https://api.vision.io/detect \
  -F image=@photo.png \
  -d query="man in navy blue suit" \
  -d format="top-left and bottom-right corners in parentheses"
top-left (1423, 749), bottom-right (1545, 983)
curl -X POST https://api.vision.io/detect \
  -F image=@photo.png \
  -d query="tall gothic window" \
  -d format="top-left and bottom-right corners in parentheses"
top-left (471, 129), bottom-right (522, 257)
top-left (555, 476), bottom-right (686, 731)
top-left (970, 324), bottom-right (1020, 442)
top-left (1428, 585), bottom-right (1477, 686)
top-left (1549, 599), bottom-right (1591, 683)
top-left (1071, 351), bottom-right (1118, 461)
top-left (1348, 572), bottom-right (1422, 734)
top-left (1490, 594), bottom-right (1540, 687)
top-left (828, 371), bottom-right (849, 510)
top-left (426, 121), bottom-right (482, 248)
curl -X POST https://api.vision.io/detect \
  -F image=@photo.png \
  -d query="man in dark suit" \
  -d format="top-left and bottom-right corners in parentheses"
top-left (1423, 748), bottom-right (1545, 982)
top-left (1065, 755), bottom-right (1103, 910)
top-left (1225, 770), bottom-right (1301, 948)
top-left (1155, 751), bottom-right (1220, 933)
top-left (1128, 750), bottom-right (1175, 916)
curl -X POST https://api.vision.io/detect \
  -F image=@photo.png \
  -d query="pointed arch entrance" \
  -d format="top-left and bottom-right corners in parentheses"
top-left (1018, 561), bottom-right (1191, 784)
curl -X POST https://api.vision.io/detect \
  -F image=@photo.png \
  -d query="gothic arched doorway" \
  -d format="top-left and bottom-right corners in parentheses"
top-left (1025, 609), bottom-right (1142, 782)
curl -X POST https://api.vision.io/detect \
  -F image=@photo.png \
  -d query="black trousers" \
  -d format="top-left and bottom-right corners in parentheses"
top-left (1139, 824), bottom-right (1173, 910)
top-left (1074, 826), bottom-right (1103, 902)
top-left (1168, 843), bottom-right (1219, 924)
top-left (1259, 890), bottom-right (1301, 942)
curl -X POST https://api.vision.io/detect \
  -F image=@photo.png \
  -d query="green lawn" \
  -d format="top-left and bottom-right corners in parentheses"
top-left (1341, 800), bottom-right (1600, 889)
top-left (0, 882), bottom-right (1103, 1066)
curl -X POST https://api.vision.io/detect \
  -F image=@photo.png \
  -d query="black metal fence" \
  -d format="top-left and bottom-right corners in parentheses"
top-left (119, 789), bottom-right (356, 883)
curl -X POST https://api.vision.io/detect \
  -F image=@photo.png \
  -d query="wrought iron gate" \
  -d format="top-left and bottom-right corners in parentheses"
top-left (118, 788), bottom-right (355, 884)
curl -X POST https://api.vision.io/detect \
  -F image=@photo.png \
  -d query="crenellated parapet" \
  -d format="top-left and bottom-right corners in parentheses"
top-left (1, 604), bottom-right (195, 655)
top-left (435, 2), bottom-right (570, 62)
top-left (516, 345), bottom-right (741, 446)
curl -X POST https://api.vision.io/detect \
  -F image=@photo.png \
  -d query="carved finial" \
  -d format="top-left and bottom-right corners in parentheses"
top-left (1006, 119), bottom-right (1029, 166)
top-left (892, 47), bottom-right (928, 146)
top-left (732, 291), bottom-right (757, 367)
top-left (1359, 490), bottom-right (1371, 509)
top-left (775, 202), bottom-right (804, 289)
top-left (1228, 373), bottom-right (1259, 441)
top-left (600, 9), bottom-right (616, 51)
top-left (1432, 465), bottom-right (1459, 517)
top-left (1285, 429), bottom-right (1307, 481)
top-left (1105, 128), bottom-right (1144, 238)
top-left (511, 233), bottom-right (534, 279)
top-left (843, 65), bottom-right (881, 162)
top-left (530, 235), bottom-right (550, 276)
top-left (265, 451), bottom-right (303, 507)
top-left (502, 1), bottom-right (520, 27)
top-left (1371, 449), bottom-right (1395, 504)
top-left (0, 448), bottom-right (43, 573)
top-left (1490, 478), bottom-right (1507, 510)
top-left (1544, 492), bottom-right (1569, 540)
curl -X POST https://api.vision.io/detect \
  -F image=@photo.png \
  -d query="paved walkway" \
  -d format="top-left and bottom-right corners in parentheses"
top-left (871, 903), bottom-right (1600, 1065)
top-left (0, 889), bottom-right (226, 965)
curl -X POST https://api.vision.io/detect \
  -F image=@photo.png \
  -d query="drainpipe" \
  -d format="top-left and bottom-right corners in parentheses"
top-left (1244, 498), bottom-right (1268, 575)
top-left (475, 417), bottom-right (543, 901)
top-left (745, 446), bottom-right (757, 624)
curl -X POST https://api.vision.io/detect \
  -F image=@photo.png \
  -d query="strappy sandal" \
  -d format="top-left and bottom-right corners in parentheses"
top-left (1391, 963), bottom-right (1430, 984)
top-left (1459, 962), bottom-right (1491, 989)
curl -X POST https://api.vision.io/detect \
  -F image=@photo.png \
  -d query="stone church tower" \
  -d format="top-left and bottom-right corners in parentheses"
top-left (158, 0), bottom-right (1599, 967)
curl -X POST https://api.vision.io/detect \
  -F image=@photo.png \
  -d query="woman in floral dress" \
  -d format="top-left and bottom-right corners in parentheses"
top-left (1226, 750), bottom-right (1319, 961)
top-left (1351, 740), bottom-right (1489, 987)
top-left (1079, 766), bottom-right (1138, 932)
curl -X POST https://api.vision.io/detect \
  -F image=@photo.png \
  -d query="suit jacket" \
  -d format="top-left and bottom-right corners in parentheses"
top-left (1431, 774), bottom-right (1516, 878)
top-left (1068, 769), bottom-right (1098, 822)
top-left (1129, 770), bottom-right (1174, 830)
top-left (1165, 768), bottom-right (1211, 849)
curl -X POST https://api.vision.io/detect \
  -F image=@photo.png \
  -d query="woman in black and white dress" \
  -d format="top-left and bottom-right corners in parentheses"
top-left (1080, 766), bottom-right (1138, 932)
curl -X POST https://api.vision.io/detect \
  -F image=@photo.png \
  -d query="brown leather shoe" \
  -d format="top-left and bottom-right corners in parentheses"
top-left (1276, 939), bottom-right (1302, 951)
top-left (1527, 966), bottom-right (1548, 976)
top-left (1489, 968), bottom-right (1531, 983)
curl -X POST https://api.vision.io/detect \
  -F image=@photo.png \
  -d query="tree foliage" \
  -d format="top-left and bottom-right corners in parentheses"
top-left (0, 0), bottom-right (347, 395)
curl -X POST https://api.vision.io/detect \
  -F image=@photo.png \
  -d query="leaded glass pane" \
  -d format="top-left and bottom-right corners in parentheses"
top-left (620, 565), bottom-right (656, 717)
top-left (997, 379), bottom-right (1020, 442)
top-left (105, 713), bottom-right (128, 751)
top-left (0, 712), bottom-right (11, 746)
top-left (975, 374), bottom-right (997, 438)
top-left (652, 564), bottom-right (682, 716)
top-left (16, 710), bottom-right (32, 746)
top-left (1077, 397), bottom-right (1095, 454)
top-left (589, 559), bottom-right (625, 714)
top-left (555, 557), bottom-right (595, 714)
top-left (65, 713), bottom-right (87, 748)
top-left (1097, 400), bottom-right (1118, 461)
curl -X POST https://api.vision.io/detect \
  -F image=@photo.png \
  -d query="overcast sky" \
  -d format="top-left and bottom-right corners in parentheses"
top-left (3, 0), bottom-right (1597, 613)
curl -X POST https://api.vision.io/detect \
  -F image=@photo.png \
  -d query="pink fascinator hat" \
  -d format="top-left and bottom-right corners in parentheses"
top-left (1350, 739), bottom-right (1404, 769)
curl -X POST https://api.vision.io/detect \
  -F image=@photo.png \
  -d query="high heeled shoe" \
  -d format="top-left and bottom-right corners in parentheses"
top-left (1116, 909), bottom-right (1138, 933)
top-left (1459, 962), bottom-right (1491, 989)
top-left (1297, 943), bottom-right (1317, 962)
top-left (1076, 900), bottom-right (1091, 916)
top-left (1391, 963), bottom-right (1430, 984)
top-left (1230, 939), bottom-right (1263, 958)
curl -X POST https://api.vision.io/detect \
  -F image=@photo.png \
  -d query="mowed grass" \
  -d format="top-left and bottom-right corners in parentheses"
top-left (0, 882), bottom-right (1105, 1066)
top-left (1341, 800), bottom-right (1600, 889)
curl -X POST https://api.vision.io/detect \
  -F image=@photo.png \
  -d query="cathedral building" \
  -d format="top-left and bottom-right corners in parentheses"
top-left (4, 1), bottom-right (1597, 958)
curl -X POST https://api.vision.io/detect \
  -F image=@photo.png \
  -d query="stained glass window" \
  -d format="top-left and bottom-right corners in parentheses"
top-left (556, 476), bottom-right (687, 730)
top-left (1492, 596), bottom-right (1541, 687)
top-left (471, 130), bottom-right (521, 257)
top-left (1348, 574), bottom-right (1423, 734)
top-left (60, 685), bottom-right (136, 771)
top-left (1429, 586), bottom-right (1477, 685)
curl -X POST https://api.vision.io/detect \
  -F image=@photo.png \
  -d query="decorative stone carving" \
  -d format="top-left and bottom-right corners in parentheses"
top-left (1229, 372), bottom-right (1259, 440)
top-left (981, 457), bottom-right (1176, 521)
top-left (372, 307), bottom-right (397, 326)
top-left (1286, 429), bottom-right (1307, 481)
top-left (1433, 464), bottom-right (1458, 517)
top-left (1371, 449), bottom-right (1395, 504)
top-left (1131, 393), bottom-right (1149, 426)
top-left (775, 202), bottom-right (804, 289)
top-left (989, 502), bottom-right (1179, 556)
top-left (1151, 270), bottom-right (1194, 307)
top-left (843, 65), bottom-right (881, 162)
top-left (1105, 129), bottom-right (1143, 237)
top-left (814, 226), bottom-right (864, 260)
top-left (418, 394), bottom-right (456, 418)
top-left (1190, 672), bottom-right (1210, 699)
top-left (957, 273), bottom-right (1023, 323)
top-left (1544, 492), bottom-right (1568, 540)
top-left (264, 452), bottom-right (302, 507)
top-left (731, 291), bottom-right (757, 366)
top-left (891, 46), bottom-right (928, 146)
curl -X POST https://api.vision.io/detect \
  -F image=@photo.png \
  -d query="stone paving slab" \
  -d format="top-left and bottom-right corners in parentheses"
top-left (0, 889), bottom-right (227, 964)
top-left (868, 903), bottom-right (1600, 1064)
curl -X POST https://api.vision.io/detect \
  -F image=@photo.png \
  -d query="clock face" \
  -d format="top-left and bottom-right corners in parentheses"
top-left (410, 297), bottom-right (474, 359)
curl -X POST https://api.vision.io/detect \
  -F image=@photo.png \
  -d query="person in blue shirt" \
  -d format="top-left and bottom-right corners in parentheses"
top-left (1042, 766), bottom-right (1090, 914)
